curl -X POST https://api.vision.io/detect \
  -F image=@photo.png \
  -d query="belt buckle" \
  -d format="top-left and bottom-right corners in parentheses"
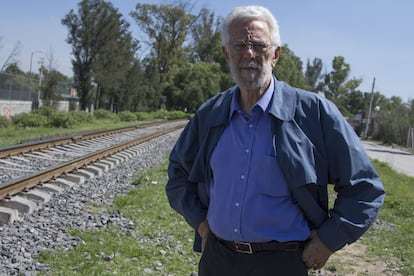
top-left (235, 242), bottom-right (253, 254)
top-left (285, 242), bottom-right (300, 252)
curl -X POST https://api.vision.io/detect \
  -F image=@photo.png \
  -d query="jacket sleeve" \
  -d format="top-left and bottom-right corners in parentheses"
top-left (317, 99), bottom-right (385, 252)
top-left (165, 115), bottom-right (207, 232)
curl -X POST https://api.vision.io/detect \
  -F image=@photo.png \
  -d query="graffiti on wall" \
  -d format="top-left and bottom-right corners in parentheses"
top-left (2, 106), bottom-right (15, 119)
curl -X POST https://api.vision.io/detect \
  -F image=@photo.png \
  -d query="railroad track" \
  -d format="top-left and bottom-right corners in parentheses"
top-left (0, 120), bottom-right (183, 159)
top-left (0, 120), bottom-right (186, 224)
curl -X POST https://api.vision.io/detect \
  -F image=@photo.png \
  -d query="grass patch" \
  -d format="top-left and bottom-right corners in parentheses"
top-left (39, 226), bottom-right (150, 275)
top-left (0, 120), bottom-right (137, 148)
top-left (37, 158), bottom-right (413, 275)
top-left (38, 159), bottom-right (199, 275)
top-left (324, 159), bottom-right (414, 275)
top-left (362, 160), bottom-right (414, 275)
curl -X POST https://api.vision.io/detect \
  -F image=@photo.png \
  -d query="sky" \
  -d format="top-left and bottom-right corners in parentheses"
top-left (0, 0), bottom-right (413, 102)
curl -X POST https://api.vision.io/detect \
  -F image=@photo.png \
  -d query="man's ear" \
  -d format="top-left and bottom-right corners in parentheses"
top-left (222, 46), bottom-right (230, 64)
top-left (272, 46), bottom-right (281, 68)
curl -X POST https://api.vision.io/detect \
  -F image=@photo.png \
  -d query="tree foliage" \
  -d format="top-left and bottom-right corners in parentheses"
top-left (305, 58), bottom-right (324, 92)
top-left (373, 96), bottom-right (413, 145)
top-left (40, 66), bottom-right (70, 108)
top-left (190, 8), bottom-right (222, 63)
top-left (323, 56), bottom-right (362, 101)
top-left (164, 61), bottom-right (222, 112)
top-left (274, 45), bottom-right (308, 90)
top-left (189, 8), bottom-right (232, 90)
top-left (130, 3), bottom-right (194, 87)
top-left (62, 0), bottom-right (136, 111)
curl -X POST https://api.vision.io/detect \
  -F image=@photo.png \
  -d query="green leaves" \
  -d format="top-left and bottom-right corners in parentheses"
top-left (62, 0), bottom-right (136, 111)
top-left (274, 45), bottom-right (309, 89)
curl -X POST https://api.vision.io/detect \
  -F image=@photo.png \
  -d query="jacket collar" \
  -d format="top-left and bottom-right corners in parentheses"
top-left (268, 76), bottom-right (297, 121)
top-left (207, 76), bottom-right (297, 127)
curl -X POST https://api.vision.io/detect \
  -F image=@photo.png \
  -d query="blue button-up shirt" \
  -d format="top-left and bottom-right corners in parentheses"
top-left (207, 79), bottom-right (310, 242)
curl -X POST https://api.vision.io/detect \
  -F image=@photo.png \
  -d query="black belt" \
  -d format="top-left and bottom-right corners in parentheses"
top-left (216, 236), bottom-right (305, 254)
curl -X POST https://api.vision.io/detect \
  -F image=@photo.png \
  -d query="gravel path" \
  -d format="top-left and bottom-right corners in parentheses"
top-left (0, 130), bottom-right (180, 275)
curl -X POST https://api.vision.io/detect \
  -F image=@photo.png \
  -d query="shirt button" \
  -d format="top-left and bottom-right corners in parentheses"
top-left (249, 124), bottom-right (253, 128)
top-left (234, 228), bottom-right (239, 233)
top-left (240, 175), bottom-right (245, 180)
top-left (245, 149), bottom-right (249, 153)
top-left (235, 202), bottom-right (240, 207)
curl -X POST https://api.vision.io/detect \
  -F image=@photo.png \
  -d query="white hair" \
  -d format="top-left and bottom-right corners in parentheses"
top-left (221, 6), bottom-right (281, 49)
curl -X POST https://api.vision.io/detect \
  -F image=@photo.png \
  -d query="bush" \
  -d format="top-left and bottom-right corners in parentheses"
top-left (33, 106), bottom-right (57, 117)
top-left (152, 109), bottom-right (192, 120)
top-left (70, 111), bottom-right (95, 124)
top-left (151, 109), bottom-right (169, 120)
top-left (134, 110), bottom-right (191, 121)
top-left (47, 112), bottom-right (75, 128)
top-left (12, 112), bottom-right (47, 128)
top-left (164, 110), bottom-right (192, 119)
top-left (69, 100), bottom-right (78, 111)
top-left (94, 109), bottom-right (119, 121)
top-left (118, 111), bottom-right (137, 122)
top-left (0, 115), bottom-right (11, 128)
top-left (135, 112), bottom-right (152, 121)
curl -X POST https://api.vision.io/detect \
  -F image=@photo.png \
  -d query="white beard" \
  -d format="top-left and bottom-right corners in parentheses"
top-left (230, 59), bottom-right (273, 90)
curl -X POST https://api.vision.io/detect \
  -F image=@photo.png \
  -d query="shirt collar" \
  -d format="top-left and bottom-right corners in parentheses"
top-left (229, 77), bottom-right (274, 118)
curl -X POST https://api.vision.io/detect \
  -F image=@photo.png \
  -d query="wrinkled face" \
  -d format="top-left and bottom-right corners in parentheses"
top-left (223, 18), bottom-right (280, 91)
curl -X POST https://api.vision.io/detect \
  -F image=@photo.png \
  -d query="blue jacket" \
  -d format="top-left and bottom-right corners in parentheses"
top-left (166, 77), bottom-right (385, 252)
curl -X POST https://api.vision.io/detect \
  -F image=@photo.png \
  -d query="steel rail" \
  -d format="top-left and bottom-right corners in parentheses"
top-left (0, 125), bottom-right (183, 200)
top-left (0, 120), bottom-right (185, 158)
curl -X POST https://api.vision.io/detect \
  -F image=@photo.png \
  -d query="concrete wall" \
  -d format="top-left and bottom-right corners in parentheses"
top-left (0, 100), bottom-right (32, 118)
top-left (0, 100), bottom-right (74, 118)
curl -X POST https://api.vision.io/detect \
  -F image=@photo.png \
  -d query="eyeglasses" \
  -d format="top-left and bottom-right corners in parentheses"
top-left (228, 40), bottom-right (273, 54)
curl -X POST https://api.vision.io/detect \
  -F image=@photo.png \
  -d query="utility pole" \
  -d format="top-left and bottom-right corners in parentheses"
top-left (29, 50), bottom-right (44, 109)
top-left (364, 77), bottom-right (376, 139)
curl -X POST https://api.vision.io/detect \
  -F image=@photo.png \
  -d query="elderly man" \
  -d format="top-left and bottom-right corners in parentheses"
top-left (166, 5), bottom-right (384, 276)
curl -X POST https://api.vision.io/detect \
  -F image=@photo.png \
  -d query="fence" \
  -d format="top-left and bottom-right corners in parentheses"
top-left (0, 72), bottom-right (77, 117)
top-left (0, 71), bottom-right (73, 101)
top-left (0, 72), bottom-right (33, 101)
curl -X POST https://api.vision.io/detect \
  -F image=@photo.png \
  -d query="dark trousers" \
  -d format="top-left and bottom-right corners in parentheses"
top-left (199, 233), bottom-right (308, 276)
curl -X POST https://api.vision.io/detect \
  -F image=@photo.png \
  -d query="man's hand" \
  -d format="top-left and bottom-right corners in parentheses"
top-left (302, 230), bottom-right (333, 270)
top-left (197, 220), bottom-right (211, 252)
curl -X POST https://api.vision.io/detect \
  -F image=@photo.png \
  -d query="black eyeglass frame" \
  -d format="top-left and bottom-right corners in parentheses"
top-left (228, 40), bottom-right (274, 54)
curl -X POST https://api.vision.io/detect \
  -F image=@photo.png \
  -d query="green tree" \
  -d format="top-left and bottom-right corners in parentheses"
top-left (321, 56), bottom-right (362, 114)
top-left (189, 8), bottom-right (232, 91)
top-left (4, 63), bottom-right (24, 75)
top-left (190, 8), bottom-right (222, 63)
top-left (345, 90), bottom-right (366, 115)
top-left (62, 0), bottom-right (133, 111)
top-left (164, 61), bottom-right (222, 112)
top-left (118, 61), bottom-right (144, 112)
top-left (409, 99), bottom-right (414, 127)
top-left (323, 56), bottom-right (350, 100)
top-left (40, 66), bottom-right (70, 108)
top-left (374, 96), bottom-right (411, 145)
top-left (92, 21), bottom-right (138, 112)
top-left (130, 3), bottom-right (194, 88)
top-left (274, 44), bottom-right (308, 89)
top-left (305, 58), bottom-right (324, 92)
top-left (323, 56), bottom-right (362, 101)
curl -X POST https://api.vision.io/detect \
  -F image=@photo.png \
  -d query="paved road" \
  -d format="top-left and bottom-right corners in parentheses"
top-left (362, 141), bottom-right (414, 178)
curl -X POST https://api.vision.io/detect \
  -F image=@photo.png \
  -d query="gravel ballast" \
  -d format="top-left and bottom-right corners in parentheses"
top-left (0, 131), bottom-right (180, 275)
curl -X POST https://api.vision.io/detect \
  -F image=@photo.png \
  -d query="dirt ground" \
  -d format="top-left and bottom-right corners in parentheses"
top-left (310, 240), bottom-right (403, 276)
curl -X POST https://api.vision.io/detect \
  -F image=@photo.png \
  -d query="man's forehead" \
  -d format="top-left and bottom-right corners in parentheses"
top-left (229, 18), bottom-right (270, 39)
